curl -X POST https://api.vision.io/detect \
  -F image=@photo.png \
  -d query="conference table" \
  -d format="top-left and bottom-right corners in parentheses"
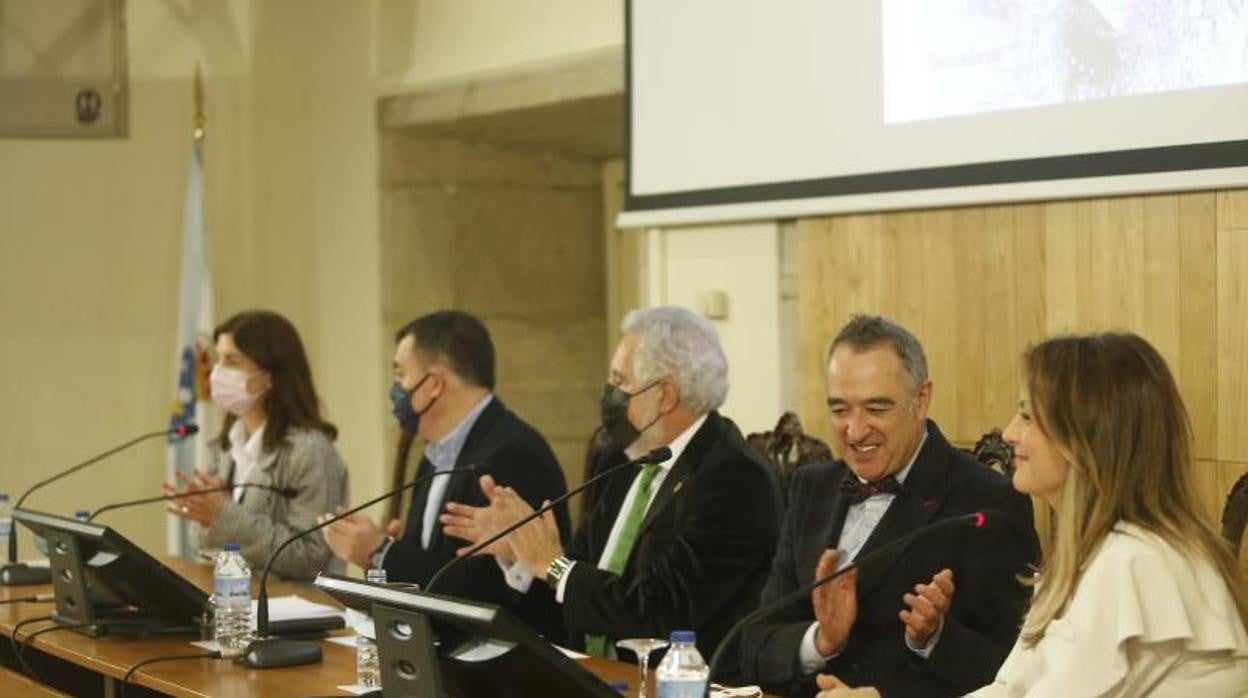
top-left (0, 556), bottom-right (647, 697)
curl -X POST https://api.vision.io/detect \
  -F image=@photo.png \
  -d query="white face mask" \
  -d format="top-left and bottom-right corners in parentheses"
top-left (210, 364), bottom-right (266, 416)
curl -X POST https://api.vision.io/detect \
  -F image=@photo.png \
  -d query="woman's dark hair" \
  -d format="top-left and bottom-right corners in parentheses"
top-left (214, 310), bottom-right (337, 451)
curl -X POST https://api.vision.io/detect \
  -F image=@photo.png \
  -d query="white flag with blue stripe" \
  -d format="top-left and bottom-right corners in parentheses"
top-left (167, 135), bottom-right (215, 556)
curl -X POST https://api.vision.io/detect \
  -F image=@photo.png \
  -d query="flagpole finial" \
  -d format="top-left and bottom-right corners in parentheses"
top-left (193, 63), bottom-right (205, 140)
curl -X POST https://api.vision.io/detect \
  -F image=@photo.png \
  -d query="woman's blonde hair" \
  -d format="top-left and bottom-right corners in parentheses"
top-left (1020, 332), bottom-right (1248, 645)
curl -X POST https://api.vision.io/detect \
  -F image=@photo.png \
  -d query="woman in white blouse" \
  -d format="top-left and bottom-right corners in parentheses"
top-left (817, 332), bottom-right (1248, 697)
top-left (164, 310), bottom-right (349, 580)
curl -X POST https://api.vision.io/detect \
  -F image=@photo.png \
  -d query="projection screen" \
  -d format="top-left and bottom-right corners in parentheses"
top-left (621, 0), bottom-right (1248, 227)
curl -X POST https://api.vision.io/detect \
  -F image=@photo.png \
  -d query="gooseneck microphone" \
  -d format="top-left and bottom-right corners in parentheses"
top-left (87, 483), bottom-right (299, 521)
top-left (1, 424), bottom-right (198, 586)
top-left (706, 510), bottom-right (996, 682)
top-left (425, 445), bottom-right (673, 594)
top-left (241, 466), bottom-right (478, 669)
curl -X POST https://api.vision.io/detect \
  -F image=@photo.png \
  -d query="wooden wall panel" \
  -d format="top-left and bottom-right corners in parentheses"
top-left (800, 205), bottom-right (1051, 447)
top-left (1218, 227), bottom-right (1248, 464)
top-left (1218, 190), bottom-right (1248, 231)
top-left (1178, 194), bottom-right (1220, 461)
top-left (798, 187), bottom-right (1246, 529)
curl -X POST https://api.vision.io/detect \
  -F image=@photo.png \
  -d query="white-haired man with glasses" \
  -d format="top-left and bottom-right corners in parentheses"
top-left (443, 306), bottom-right (783, 669)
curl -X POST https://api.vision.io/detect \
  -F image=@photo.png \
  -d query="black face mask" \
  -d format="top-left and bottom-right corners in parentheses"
top-left (389, 373), bottom-right (434, 435)
top-left (599, 381), bottom-right (661, 450)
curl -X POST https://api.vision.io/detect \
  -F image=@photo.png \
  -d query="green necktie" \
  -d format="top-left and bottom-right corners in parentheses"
top-left (585, 463), bottom-right (663, 657)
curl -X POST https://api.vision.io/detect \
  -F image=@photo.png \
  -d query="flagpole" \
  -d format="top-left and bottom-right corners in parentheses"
top-left (193, 63), bottom-right (205, 140)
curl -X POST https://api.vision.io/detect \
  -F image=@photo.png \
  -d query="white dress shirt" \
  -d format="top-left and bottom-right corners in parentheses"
top-left (419, 394), bottom-right (493, 549)
top-left (373, 394), bottom-right (494, 567)
top-left (799, 431), bottom-right (935, 671)
top-left (970, 522), bottom-right (1248, 697)
top-left (228, 419), bottom-right (266, 502)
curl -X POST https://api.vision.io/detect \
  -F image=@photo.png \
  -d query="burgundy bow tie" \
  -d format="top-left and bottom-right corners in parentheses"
top-left (840, 475), bottom-right (903, 504)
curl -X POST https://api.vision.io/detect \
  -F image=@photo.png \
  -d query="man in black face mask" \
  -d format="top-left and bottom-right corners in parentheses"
top-left (442, 306), bottom-right (783, 666)
top-left (320, 310), bottom-right (570, 642)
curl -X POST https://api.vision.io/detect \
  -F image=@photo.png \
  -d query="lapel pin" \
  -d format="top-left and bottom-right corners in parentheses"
top-left (673, 481), bottom-right (684, 494)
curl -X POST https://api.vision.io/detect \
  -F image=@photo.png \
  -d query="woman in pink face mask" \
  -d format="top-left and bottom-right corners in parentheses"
top-left (163, 310), bottom-right (349, 581)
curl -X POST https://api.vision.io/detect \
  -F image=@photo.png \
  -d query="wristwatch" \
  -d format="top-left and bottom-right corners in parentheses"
top-left (544, 555), bottom-right (575, 589)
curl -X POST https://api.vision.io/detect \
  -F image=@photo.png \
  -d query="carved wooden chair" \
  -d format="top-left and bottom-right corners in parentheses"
top-left (969, 428), bottom-right (1014, 479)
top-left (1221, 472), bottom-right (1248, 557)
top-left (746, 412), bottom-right (833, 505)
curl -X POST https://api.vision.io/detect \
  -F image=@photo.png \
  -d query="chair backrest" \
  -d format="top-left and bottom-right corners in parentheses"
top-left (1221, 472), bottom-right (1248, 557)
top-left (746, 412), bottom-right (833, 504)
top-left (969, 428), bottom-right (1014, 478)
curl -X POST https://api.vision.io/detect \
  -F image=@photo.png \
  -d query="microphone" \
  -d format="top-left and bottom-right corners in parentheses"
top-left (87, 483), bottom-right (299, 521)
top-left (706, 510), bottom-right (996, 681)
top-left (241, 465), bottom-right (479, 669)
top-left (1, 424), bottom-right (198, 586)
top-left (425, 446), bottom-right (673, 593)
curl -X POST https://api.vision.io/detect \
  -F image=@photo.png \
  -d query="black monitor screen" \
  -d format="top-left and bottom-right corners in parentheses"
top-left (315, 573), bottom-right (619, 698)
top-left (13, 508), bottom-right (208, 628)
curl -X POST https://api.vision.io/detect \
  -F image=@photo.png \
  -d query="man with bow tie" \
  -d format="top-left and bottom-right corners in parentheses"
top-left (739, 315), bottom-right (1039, 697)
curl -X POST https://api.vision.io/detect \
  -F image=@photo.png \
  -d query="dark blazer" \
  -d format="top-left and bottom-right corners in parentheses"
top-left (381, 397), bottom-right (571, 643)
top-left (561, 411), bottom-right (783, 662)
top-left (739, 420), bottom-right (1039, 697)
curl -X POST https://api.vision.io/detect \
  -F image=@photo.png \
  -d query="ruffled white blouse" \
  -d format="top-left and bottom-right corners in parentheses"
top-left (971, 522), bottom-right (1248, 697)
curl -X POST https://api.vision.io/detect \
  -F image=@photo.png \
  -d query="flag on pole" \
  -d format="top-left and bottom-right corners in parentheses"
top-left (167, 67), bottom-right (215, 556)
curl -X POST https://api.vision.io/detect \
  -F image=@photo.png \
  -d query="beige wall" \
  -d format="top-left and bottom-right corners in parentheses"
top-left (373, 0), bottom-right (623, 91)
top-left (641, 222), bottom-right (788, 435)
top-left (0, 0), bottom-right (385, 554)
top-left (245, 0), bottom-right (386, 508)
top-left (796, 188), bottom-right (1248, 569)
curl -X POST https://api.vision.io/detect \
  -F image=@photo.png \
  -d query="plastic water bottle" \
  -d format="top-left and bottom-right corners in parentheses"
top-left (0, 493), bottom-right (11, 559)
top-left (356, 567), bottom-right (387, 687)
top-left (656, 630), bottom-right (709, 698)
top-left (212, 542), bottom-right (253, 658)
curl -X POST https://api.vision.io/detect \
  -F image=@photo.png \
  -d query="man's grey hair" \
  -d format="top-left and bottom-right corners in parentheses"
top-left (621, 306), bottom-right (729, 415)
top-left (827, 314), bottom-right (929, 395)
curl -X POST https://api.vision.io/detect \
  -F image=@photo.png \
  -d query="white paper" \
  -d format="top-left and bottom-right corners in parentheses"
top-left (326, 635), bottom-right (358, 648)
top-left (554, 645), bottom-right (589, 660)
top-left (249, 594), bottom-right (346, 629)
top-left (710, 684), bottom-right (763, 698)
top-left (344, 607), bottom-right (375, 640)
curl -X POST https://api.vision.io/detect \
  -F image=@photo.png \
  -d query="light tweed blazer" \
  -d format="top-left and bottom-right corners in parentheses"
top-left (199, 426), bottom-right (348, 581)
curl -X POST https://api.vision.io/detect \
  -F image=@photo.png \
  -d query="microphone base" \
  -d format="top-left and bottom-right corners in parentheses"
top-left (0, 562), bottom-right (52, 586)
top-left (241, 637), bottom-right (323, 669)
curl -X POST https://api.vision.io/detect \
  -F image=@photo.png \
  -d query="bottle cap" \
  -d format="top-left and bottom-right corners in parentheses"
top-left (74, 510), bottom-right (90, 519)
top-left (669, 630), bottom-right (696, 643)
top-left (223, 542), bottom-right (241, 552)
